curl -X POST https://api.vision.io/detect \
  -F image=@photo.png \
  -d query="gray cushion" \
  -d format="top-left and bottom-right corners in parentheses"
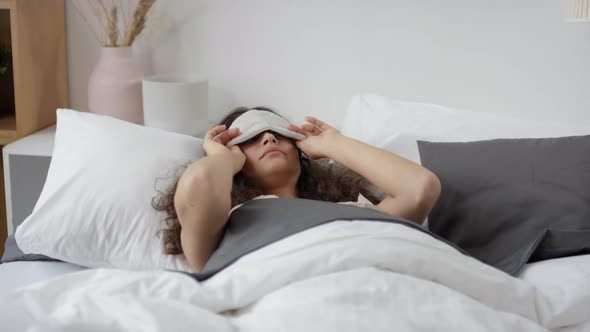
top-left (417, 135), bottom-right (590, 275)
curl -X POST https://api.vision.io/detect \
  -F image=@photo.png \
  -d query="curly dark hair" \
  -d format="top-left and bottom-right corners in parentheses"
top-left (151, 106), bottom-right (385, 255)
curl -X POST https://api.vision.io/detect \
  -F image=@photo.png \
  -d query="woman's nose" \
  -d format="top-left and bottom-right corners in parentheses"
top-left (262, 132), bottom-right (278, 144)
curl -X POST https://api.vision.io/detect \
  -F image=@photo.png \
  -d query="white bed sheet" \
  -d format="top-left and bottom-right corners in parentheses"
top-left (0, 261), bottom-right (88, 294)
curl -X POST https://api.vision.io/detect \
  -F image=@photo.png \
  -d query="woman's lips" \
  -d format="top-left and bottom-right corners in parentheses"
top-left (260, 149), bottom-right (284, 159)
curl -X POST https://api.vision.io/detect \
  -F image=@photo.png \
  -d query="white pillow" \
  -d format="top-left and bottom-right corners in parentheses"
top-left (15, 109), bottom-right (203, 272)
top-left (342, 93), bottom-right (590, 164)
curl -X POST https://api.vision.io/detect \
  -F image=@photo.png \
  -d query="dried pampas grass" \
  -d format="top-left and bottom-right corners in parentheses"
top-left (74, 0), bottom-right (157, 47)
top-left (123, 0), bottom-right (156, 46)
top-left (108, 6), bottom-right (119, 47)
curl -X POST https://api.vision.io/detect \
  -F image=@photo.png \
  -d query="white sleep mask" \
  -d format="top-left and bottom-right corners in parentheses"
top-left (226, 110), bottom-right (306, 147)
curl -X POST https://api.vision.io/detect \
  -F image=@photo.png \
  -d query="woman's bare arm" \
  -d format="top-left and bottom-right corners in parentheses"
top-left (324, 135), bottom-right (440, 225)
top-left (174, 152), bottom-right (236, 272)
top-left (289, 117), bottom-right (440, 225)
top-left (174, 124), bottom-right (245, 273)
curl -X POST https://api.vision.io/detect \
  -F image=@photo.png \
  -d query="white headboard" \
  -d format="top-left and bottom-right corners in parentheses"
top-left (66, 0), bottom-right (590, 129)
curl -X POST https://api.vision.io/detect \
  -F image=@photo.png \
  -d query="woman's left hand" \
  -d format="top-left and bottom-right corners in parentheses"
top-left (288, 116), bottom-right (342, 160)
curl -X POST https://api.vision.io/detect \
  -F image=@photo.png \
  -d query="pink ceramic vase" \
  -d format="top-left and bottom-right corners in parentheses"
top-left (87, 47), bottom-right (144, 124)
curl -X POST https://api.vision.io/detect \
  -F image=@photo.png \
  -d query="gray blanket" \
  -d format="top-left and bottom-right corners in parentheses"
top-left (184, 198), bottom-right (467, 281)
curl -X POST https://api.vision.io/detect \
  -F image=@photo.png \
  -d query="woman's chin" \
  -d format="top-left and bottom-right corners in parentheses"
top-left (261, 158), bottom-right (288, 169)
top-left (261, 158), bottom-right (295, 172)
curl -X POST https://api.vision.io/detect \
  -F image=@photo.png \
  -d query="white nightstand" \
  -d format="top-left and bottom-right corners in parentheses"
top-left (2, 125), bottom-right (56, 236)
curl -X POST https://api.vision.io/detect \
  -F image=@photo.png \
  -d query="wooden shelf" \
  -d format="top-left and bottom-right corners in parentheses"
top-left (0, 0), bottom-right (68, 140)
top-left (0, 0), bottom-right (68, 257)
top-left (0, 1), bottom-right (14, 10)
top-left (0, 113), bottom-right (15, 144)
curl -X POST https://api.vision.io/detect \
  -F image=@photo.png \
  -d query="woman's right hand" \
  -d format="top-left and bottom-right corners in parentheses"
top-left (203, 125), bottom-right (246, 174)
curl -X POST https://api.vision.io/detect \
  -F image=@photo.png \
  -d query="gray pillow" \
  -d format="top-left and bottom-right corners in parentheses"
top-left (417, 135), bottom-right (590, 275)
top-left (1, 234), bottom-right (59, 263)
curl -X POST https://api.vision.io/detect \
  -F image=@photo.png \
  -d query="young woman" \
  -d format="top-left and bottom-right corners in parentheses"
top-left (153, 106), bottom-right (441, 272)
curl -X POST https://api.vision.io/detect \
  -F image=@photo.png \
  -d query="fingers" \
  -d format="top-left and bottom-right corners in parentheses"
top-left (206, 125), bottom-right (227, 140)
top-left (207, 125), bottom-right (241, 145)
top-left (292, 116), bottom-right (331, 137)
top-left (288, 124), bottom-right (311, 137)
top-left (287, 124), bottom-right (303, 134)
top-left (230, 145), bottom-right (245, 158)
top-left (293, 123), bottom-right (320, 137)
top-left (301, 124), bottom-right (321, 135)
top-left (214, 128), bottom-right (240, 145)
top-left (304, 116), bottom-right (332, 131)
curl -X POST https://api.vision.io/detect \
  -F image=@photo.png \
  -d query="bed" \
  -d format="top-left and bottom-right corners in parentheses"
top-left (0, 94), bottom-right (589, 331)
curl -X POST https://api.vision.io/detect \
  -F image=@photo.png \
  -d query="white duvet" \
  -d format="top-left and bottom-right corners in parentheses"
top-left (0, 221), bottom-right (586, 331)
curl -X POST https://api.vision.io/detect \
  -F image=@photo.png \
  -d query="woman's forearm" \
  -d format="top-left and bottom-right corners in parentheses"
top-left (174, 152), bottom-right (236, 271)
top-left (323, 135), bottom-right (437, 203)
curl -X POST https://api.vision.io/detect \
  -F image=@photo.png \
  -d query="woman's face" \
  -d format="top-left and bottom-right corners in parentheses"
top-left (238, 130), bottom-right (301, 188)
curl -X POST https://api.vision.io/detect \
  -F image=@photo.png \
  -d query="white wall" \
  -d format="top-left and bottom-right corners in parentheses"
top-left (65, 0), bottom-right (590, 128)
